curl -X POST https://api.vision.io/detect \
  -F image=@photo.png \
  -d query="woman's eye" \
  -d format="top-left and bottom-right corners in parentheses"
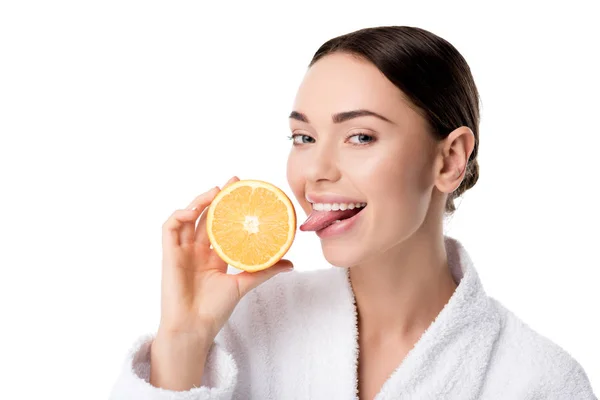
top-left (348, 133), bottom-right (375, 145)
top-left (290, 134), bottom-right (315, 144)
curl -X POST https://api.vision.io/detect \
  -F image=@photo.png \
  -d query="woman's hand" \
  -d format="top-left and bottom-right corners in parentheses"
top-left (150, 176), bottom-right (293, 390)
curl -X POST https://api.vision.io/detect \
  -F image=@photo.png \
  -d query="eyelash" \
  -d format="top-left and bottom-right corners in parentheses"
top-left (287, 133), bottom-right (376, 147)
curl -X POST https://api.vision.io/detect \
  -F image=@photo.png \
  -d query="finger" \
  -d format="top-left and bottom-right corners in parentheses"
top-left (185, 186), bottom-right (220, 210)
top-left (180, 187), bottom-right (220, 244)
top-left (163, 187), bottom-right (219, 247)
top-left (193, 205), bottom-right (213, 247)
top-left (162, 209), bottom-right (203, 248)
top-left (222, 176), bottom-right (240, 189)
top-left (236, 259), bottom-right (294, 297)
top-left (194, 176), bottom-right (239, 246)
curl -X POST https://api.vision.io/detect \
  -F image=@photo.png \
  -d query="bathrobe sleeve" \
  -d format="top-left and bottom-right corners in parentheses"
top-left (108, 331), bottom-right (239, 400)
top-left (107, 270), bottom-right (298, 400)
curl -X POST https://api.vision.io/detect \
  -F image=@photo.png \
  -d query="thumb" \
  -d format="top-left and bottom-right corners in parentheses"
top-left (236, 259), bottom-right (294, 297)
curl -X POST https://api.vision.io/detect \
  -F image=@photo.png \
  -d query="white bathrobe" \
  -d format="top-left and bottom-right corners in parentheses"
top-left (110, 236), bottom-right (597, 399)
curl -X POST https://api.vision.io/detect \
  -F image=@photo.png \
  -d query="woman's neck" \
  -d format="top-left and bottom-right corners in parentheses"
top-left (348, 230), bottom-right (458, 343)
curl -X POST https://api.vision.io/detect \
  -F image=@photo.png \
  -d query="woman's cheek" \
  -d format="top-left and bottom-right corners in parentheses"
top-left (286, 152), bottom-right (303, 199)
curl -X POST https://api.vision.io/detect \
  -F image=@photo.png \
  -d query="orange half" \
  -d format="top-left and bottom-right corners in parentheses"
top-left (206, 180), bottom-right (297, 272)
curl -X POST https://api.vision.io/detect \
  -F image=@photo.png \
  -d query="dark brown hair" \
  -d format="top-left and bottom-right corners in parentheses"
top-left (308, 26), bottom-right (480, 214)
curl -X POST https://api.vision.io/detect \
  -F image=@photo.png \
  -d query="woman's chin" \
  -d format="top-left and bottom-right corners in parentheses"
top-left (320, 242), bottom-right (365, 268)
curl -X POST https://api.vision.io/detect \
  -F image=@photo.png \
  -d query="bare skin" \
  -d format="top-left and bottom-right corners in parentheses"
top-left (287, 52), bottom-right (474, 399)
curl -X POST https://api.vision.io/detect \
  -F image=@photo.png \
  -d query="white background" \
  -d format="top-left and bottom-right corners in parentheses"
top-left (1, 1), bottom-right (598, 398)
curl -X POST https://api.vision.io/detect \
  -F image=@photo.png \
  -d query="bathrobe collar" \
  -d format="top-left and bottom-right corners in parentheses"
top-left (327, 235), bottom-right (502, 399)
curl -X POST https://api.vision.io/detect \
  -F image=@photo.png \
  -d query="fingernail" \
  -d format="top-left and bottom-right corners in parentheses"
top-left (282, 267), bottom-right (294, 273)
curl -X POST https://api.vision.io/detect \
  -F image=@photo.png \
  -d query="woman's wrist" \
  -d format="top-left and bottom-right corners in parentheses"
top-left (149, 329), bottom-right (213, 390)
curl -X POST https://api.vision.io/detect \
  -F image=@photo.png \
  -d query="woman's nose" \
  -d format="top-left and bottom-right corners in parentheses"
top-left (304, 145), bottom-right (342, 183)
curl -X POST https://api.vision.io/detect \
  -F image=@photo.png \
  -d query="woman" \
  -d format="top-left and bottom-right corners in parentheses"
top-left (110, 26), bottom-right (596, 399)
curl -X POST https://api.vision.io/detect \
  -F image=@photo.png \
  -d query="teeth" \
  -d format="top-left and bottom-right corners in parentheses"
top-left (311, 202), bottom-right (367, 211)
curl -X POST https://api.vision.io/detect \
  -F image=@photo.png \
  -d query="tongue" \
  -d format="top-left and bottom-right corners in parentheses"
top-left (299, 209), bottom-right (361, 232)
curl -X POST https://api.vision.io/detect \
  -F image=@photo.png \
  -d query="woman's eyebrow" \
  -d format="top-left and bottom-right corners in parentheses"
top-left (289, 109), bottom-right (394, 124)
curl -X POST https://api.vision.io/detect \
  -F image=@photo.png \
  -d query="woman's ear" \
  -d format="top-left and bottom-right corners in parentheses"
top-left (435, 126), bottom-right (475, 194)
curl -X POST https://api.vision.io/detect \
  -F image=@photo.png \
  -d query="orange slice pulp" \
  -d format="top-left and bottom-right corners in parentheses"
top-left (206, 179), bottom-right (297, 272)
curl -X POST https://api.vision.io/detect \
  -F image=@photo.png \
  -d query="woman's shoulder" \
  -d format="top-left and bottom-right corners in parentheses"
top-left (484, 297), bottom-right (595, 397)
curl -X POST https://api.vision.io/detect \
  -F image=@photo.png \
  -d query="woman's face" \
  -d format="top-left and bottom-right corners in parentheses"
top-left (286, 52), bottom-right (444, 268)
